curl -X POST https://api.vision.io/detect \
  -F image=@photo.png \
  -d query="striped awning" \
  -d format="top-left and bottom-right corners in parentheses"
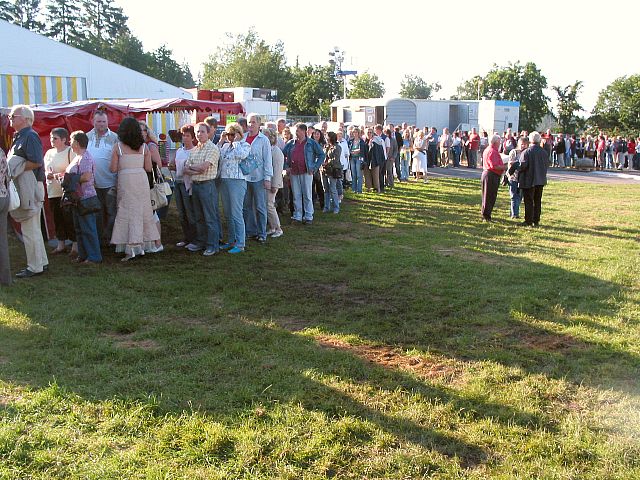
top-left (0, 74), bottom-right (87, 107)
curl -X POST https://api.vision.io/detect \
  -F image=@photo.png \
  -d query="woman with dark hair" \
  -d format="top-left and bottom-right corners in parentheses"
top-left (67, 131), bottom-right (102, 264)
top-left (169, 124), bottom-right (197, 248)
top-left (139, 121), bottom-right (164, 253)
top-left (44, 127), bottom-right (76, 255)
top-left (311, 129), bottom-right (325, 210)
top-left (109, 117), bottom-right (160, 261)
top-left (321, 131), bottom-right (342, 214)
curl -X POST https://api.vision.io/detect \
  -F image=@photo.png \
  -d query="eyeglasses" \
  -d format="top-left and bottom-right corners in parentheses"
top-left (226, 133), bottom-right (236, 138)
top-left (9, 114), bottom-right (22, 119)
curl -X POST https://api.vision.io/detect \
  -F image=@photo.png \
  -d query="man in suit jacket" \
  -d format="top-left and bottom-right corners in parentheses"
top-left (518, 131), bottom-right (550, 227)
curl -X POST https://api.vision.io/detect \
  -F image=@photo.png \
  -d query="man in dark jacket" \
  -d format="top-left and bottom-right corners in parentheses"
top-left (518, 131), bottom-right (549, 227)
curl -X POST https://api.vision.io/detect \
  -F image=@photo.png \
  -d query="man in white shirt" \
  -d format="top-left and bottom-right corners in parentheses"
top-left (87, 108), bottom-right (118, 245)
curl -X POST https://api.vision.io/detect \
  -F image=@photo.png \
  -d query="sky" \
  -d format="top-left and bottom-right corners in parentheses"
top-left (115, 0), bottom-right (638, 114)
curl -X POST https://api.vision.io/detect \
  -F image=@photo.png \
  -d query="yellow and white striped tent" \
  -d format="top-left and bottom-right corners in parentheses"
top-left (0, 74), bottom-right (87, 107)
top-left (146, 110), bottom-right (193, 149)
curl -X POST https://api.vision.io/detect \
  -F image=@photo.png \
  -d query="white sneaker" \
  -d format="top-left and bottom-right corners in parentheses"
top-left (186, 243), bottom-right (203, 252)
top-left (176, 241), bottom-right (187, 248)
top-left (271, 229), bottom-right (284, 238)
top-left (147, 244), bottom-right (163, 253)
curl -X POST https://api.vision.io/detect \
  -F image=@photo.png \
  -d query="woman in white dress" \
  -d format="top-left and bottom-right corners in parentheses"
top-left (412, 130), bottom-right (428, 182)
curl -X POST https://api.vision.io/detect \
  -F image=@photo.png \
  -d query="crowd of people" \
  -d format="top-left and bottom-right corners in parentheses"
top-left (0, 104), bottom-right (635, 284)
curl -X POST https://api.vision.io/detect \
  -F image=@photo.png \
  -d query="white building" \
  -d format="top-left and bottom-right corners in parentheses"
top-left (330, 98), bottom-right (520, 134)
top-left (217, 87), bottom-right (286, 122)
top-left (0, 20), bottom-right (191, 107)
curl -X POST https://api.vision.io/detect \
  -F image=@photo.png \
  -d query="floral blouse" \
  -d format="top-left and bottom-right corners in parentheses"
top-left (0, 150), bottom-right (8, 198)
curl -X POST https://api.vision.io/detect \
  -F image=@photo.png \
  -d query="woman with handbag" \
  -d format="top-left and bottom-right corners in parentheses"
top-left (110, 118), bottom-right (160, 261)
top-left (140, 121), bottom-right (164, 253)
top-left (0, 149), bottom-right (11, 284)
top-left (67, 131), bottom-right (102, 264)
top-left (44, 128), bottom-right (77, 256)
top-left (321, 131), bottom-right (342, 214)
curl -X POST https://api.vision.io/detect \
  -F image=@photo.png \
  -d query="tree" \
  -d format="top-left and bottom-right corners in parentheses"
top-left (201, 29), bottom-right (291, 99)
top-left (399, 74), bottom-right (440, 99)
top-left (454, 61), bottom-right (550, 131)
top-left (80, 0), bottom-right (128, 43)
top-left (45, 0), bottom-right (82, 44)
top-left (147, 45), bottom-right (195, 88)
top-left (348, 72), bottom-right (385, 99)
top-left (591, 75), bottom-right (640, 134)
top-left (552, 81), bottom-right (583, 132)
top-left (286, 64), bottom-right (340, 116)
top-left (1, 0), bottom-right (45, 31)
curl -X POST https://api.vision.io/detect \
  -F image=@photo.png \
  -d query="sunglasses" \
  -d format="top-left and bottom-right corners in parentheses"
top-left (226, 132), bottom-right (236, 138)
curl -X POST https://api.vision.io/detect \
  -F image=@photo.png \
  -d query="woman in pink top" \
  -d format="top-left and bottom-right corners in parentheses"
top-left (596, 136), bottom-right (606, 170)
top-left (481, 134), bottom-right (507, 222)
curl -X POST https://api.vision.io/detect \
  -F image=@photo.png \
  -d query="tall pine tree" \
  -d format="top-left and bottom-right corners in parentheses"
top-left (1, 0), bottom-right (45, 31)
top-left (45, 0), bottom-right (81, 44)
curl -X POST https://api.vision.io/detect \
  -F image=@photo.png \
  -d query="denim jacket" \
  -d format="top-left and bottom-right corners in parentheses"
top-left (244, 132), bottom-right (273, 183)
top-left (283, 137), bottom-right (326, 173)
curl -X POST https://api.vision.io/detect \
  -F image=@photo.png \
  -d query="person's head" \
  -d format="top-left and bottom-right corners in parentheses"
top-left (374, 124), bottom-right (383, 135)
top-left (294, 123), bottom-right (307, 141)
top-left (263, 127), bottom-right (279, 146)
top-left (351, 127), bottom-right (360, 139)
top-left (336, 130), bottom-right (344, 142)
top-left (283, 126), bottom-right (292, 141)
top-left (416, 130), bottom-right (425, 139)
top-left (49, 127), bottom-right (69, 150)
top-left (431, 127), bottom-right (437, 133)
top-left (204, 116), bottom-right (218, 140)
top-left (384, 128), bottom-right (391, 137)
top-left (69, 130), bottom-right (89, 153)
top-left (237, 117), bottom-right (248, 132)
top-left (139, 121), bottom-right (158, 143)
top-left (366, 127), bottom-right (374, 139)
top-left (195, 122), bottom-right (210, 144)
top-left (312, 129), bottom-right (322, 141)
top-left (403, 129), bottom-right (411, 140)
top-left (517, 136), bottom-right (529, 151)
top-left (224, 122), bottom-right (245, 143)
top-left (9, 104), bottom-right (34, 131)
top-left (482, 131), bottom-right (488, 138)
top-left (402, 122), bottom-right (408, 129)
top-left (117, 117), bottom-right (145, 150)
top-left (529, 131), bottom-right (542, 144)
top-left (307, 125), bottom-right (315, 137)
top-left (321, 121), bottom-right (328, 132)
top-left (180, 124), bottom-right (196, 148)
top-left (277, 118), bottom-right (286, 133)
top-left (326, 131), bottom-right (337, 146)
top-left (443, 127), bottom-right (449, 134)
top-left (471, 127), bottom-right (477, 134)
top-left (247, 113), bottom-right (262, 136)
top-left (490, 134), bottom-right (502, 148)
top-left (91, 110), bottom-right (109, 135)
top-left (265, 121), bottom-right (277, 131)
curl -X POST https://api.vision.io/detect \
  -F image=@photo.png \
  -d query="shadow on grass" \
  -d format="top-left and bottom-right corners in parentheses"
top-left (0, 177), bottom-right (637, 471)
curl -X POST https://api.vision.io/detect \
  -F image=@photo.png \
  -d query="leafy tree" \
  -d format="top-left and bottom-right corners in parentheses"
top-left (552, 81), bottom-right (583, 133)
top-left (348, 72), bottom-right (385, 99)
top-left (399, 74), bottom-right (440, 99)
top-left (201, 28), bottom-right (291, 99)
top-left (286, 64), bottom-right (340, 116)
top-left (1, 0), bottom-right (45, 31)
top-left (80, 0), bottom-right (128, 43)
top-left (147, 45), bottom-right (195, 88)
top-left (45, 0), bottom-right (81, 44)
top-left (454, 61), bottom-right (550, 131)
top-left (591, 75), bottom-right (640, 134)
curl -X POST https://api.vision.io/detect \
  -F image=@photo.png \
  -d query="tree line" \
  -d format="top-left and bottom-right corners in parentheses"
top-left (0, 0), bottom-right (194, 88)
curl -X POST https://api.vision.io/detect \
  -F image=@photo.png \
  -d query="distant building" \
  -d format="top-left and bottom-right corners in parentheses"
top-left (330, 98), bottom-right (520, 134)
top-left (0, 19), bottom-right (191, 108)
top-left (217, 87), bottom-right (286, 122)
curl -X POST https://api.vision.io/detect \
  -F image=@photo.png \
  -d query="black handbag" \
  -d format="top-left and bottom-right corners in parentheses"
top-left (77, 195), bottom-right (101, 216)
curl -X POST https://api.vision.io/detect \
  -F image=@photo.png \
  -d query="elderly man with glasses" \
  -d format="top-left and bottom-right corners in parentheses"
top-left (8, 105), bottom-right (49, 278)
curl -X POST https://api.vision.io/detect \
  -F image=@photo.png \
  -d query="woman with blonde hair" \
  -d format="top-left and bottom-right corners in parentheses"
top-left (412, 130), bottom-right (428, 182)
top-left (263, 128), bottom-right (284, 238)
top-left (219, 122), bottom-right (250, 254)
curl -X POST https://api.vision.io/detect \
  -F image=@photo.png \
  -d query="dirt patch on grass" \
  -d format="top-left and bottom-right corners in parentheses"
top-left (519, 332), bottom-right (582, 352)
top-left (272, 316), bottom-right (315, 332)
top-left (0, 356), bottom-right (8, 365)
top-left (316, 335), bottom-right (458, 380)
top-left (102, 332), bottom-right (160, 350)
top-left (434, 246), bottom-right (503, 265)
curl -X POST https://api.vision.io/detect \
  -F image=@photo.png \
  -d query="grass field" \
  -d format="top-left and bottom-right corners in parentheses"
top-left (1, 176), bottom-right (639, 479)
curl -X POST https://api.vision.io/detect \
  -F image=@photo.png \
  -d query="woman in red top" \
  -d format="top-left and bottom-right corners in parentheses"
top-left (626, 138), bottom-right (636, 170)
top-left (481, 134), bottom-right (507, 222)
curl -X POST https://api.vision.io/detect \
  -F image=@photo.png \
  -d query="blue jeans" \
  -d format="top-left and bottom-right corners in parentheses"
top-left (321, 173), bottom-right (340, 213)
top-left (173, 181), bottom-right (196, 243)
top-left (243, 180), bottom-right (267, 239)
top-left (72, 206), bottom-right (102, 262)
top-left (400, 150), bottom-right (410, 180)
top-left (222, 178), bottom-right (247, 248)
top-left (452, 145), bottom-right (461, 167)
top-left (191, 180), bottom-right (220, 250)
top-left (290, 173), bottom-right (314, 221)
top-left (350, 157), bottom-right (363, 193)
top-left (605, 152), bottom-right (614, 170)
top-left (509, 180), bottom-right (522, 218)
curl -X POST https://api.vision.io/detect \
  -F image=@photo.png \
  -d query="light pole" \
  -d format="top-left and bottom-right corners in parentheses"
top-left (329, 47), bottom-right (346, 99)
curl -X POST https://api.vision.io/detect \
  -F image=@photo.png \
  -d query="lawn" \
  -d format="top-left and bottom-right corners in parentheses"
top-left (1, 176), bottom-right (639, 479)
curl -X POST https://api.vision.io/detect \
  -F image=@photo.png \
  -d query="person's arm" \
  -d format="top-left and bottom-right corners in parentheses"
top-left (263, 137), bottom-right (273, 188)
top-left (148, 142), bottom-right (162, 167)
top-left (23, 134), bottom-right (44, 172)
top-left (110, 144), bottom-right (119, 173)
top-left (143, 147), bottom-right (152, 173)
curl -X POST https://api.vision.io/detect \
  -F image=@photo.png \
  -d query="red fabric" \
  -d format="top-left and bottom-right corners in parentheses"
top-left (246, 134), bottom-right (257, 145)
top-left (597, 139), bottom-right (606, 152)
top-left (468, 133), bottom-right (480, 150)
top-left (482, 146), bottom-right (504, 175)
top-left (290, 140), bottom-right (307, 175)
top-left (627, 141), bottom-right (636, 154)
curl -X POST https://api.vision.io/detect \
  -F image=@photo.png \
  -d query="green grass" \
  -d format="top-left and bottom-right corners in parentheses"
top-left (1, 177), bottom-right (639, 479)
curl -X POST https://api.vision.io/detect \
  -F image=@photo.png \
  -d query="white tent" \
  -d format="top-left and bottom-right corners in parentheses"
top-left (0, 20), bottom-right (191, 107)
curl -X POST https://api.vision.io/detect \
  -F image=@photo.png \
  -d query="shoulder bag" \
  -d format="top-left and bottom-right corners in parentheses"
top-left (149, 165), bottom-right (168, 210)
